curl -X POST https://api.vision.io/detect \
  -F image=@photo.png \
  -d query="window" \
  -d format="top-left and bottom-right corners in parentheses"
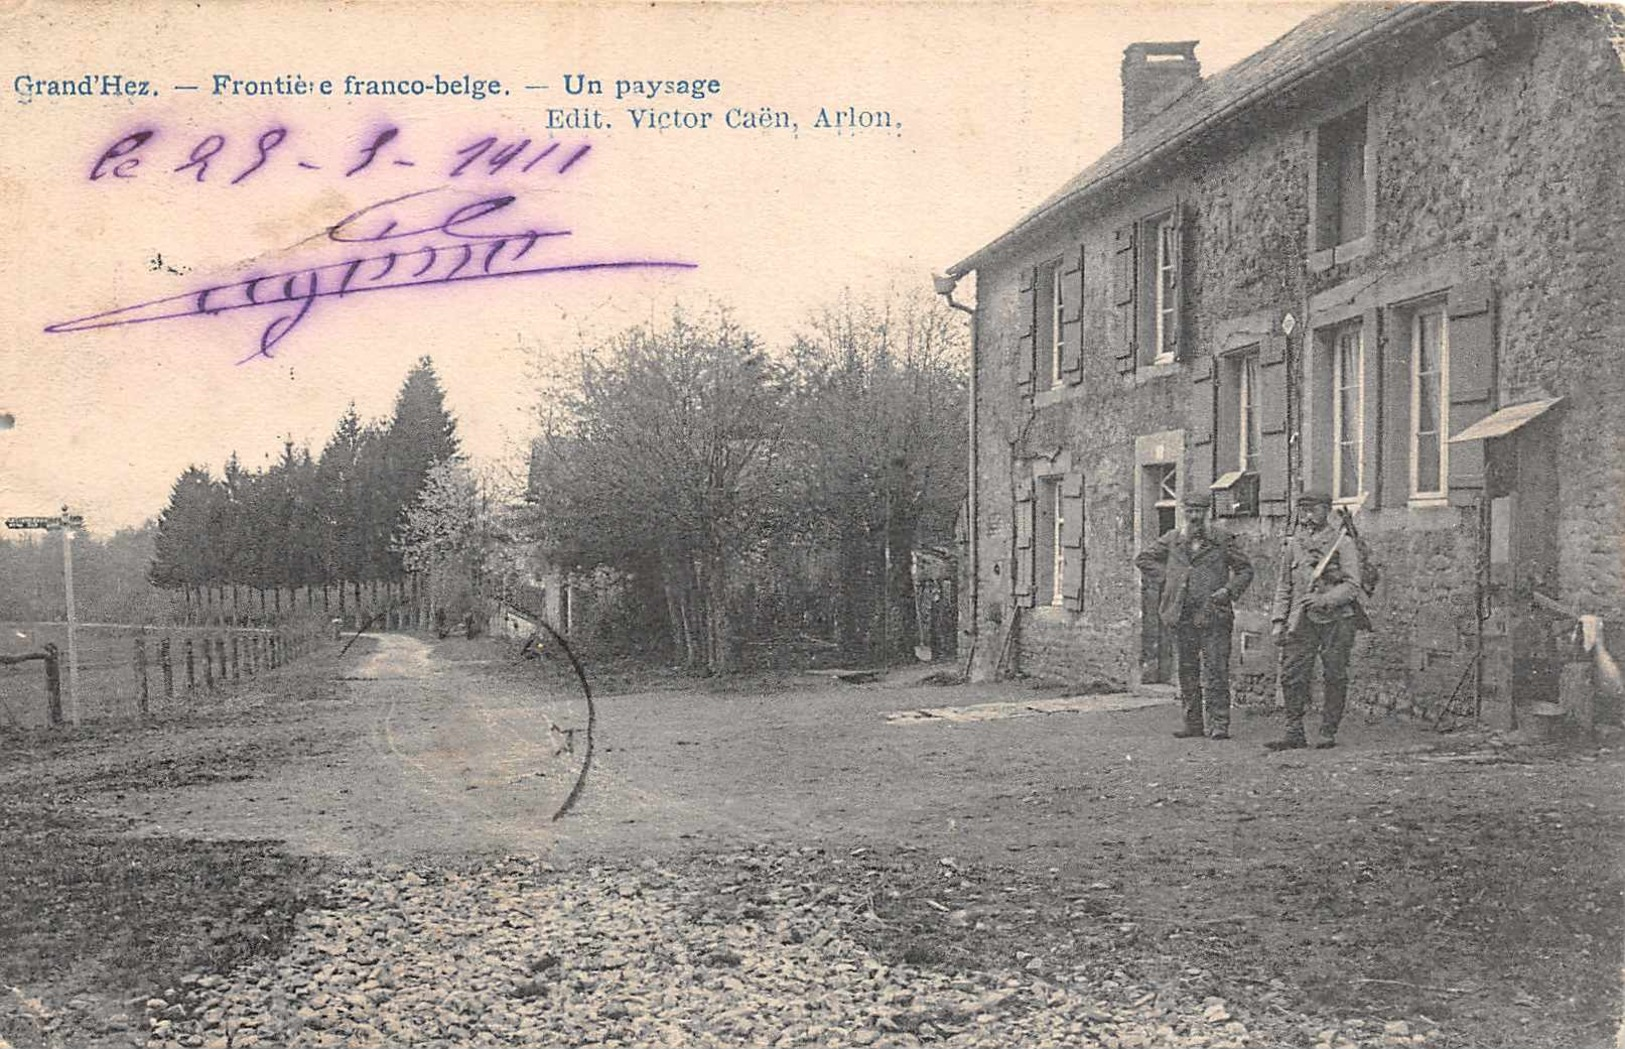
top-left (1309, 320), bottom-right (1367, 502)
top-left (1212, 347), bottom-right (1262, 518)
top-left (1035, 477), bottom-right (1065, 605)
top-left (1152, 463), bottom-right (1178, 536)
top-left (1152, 214), bottom-right (1178, 361)
top-left (1315, 105), bottom-right (1368, 250)
top-left (1238, 350), bottom-right (1261, 473)
top-left (1411, 306), bottom-right (1449, 497)
top-left (1036, 258), bottom-right (1064, 388)
top-left (1331, 324), bottom-right (1364, 500)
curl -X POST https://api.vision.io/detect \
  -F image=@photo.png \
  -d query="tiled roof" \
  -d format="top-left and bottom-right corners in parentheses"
top-left (950, 2), bottom-right (1442, 275)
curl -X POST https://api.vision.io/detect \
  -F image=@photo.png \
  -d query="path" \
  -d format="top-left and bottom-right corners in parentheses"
top-left (108, 634), bottom-right (582, 858)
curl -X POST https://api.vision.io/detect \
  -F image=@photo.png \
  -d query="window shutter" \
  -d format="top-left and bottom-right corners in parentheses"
top-left (1111, 224), bottom-right (1137, 374)
top-left (1170, 202), bottom-right (1192, 361)
top-left (1189, 354), bottom-right (1215, 493)
top-left (1447, 281), bottom-right (1495, 502)
top-left (1014, 474), bottom-right (1035, 607)
top-left (1016, 267), bottom-right (1037, 392)
top-left (1061, 245), bottom-right (1086, 384)
top-left (1060, 472), bottom-right (1085, 611)
top-left (1258, 334), bottom-right (1290, 514)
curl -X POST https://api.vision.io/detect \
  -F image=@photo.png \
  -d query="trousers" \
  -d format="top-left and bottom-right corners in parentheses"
top-left (1279, 616), bottom-right (1358, 740)
top-left (1175, 617), bottom-right (1232, 733)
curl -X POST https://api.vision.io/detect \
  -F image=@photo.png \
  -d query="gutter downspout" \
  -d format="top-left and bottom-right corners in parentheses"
top-left (935, 274), bottom-right (978, 677)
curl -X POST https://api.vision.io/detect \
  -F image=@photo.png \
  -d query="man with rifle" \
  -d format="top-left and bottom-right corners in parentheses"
top-left (1265, 489), bottom-right (1371, 751)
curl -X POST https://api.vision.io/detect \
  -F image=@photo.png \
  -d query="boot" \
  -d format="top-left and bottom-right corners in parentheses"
top-left (1172, 724), bottom-right (1206, 739)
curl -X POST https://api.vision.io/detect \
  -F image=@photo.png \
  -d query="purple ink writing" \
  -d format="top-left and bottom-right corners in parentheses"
top-left (85, 123), bottom-right (591, 184)
top-left (45, 187), bottom-right (696, 364)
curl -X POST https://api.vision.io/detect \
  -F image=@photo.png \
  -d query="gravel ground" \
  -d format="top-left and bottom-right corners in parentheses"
top-left (127, 848), bottom-right (1439, 1049)
top-left (2, 635), bottom-right (1617, 1049)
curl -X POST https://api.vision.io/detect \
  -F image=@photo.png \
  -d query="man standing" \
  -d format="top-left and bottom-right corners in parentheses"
top-left (1266, 489), bottom-right (1367, 751)
top-left (1135, 491), bottom-right (1254, 740)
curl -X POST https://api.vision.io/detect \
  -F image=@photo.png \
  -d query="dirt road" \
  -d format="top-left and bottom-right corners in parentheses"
top-left (1, 633), bottom-right (1619, 1049)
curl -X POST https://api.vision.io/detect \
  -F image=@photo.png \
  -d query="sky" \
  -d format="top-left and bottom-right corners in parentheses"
top-left (0, 0), bottom-right (1327, 535)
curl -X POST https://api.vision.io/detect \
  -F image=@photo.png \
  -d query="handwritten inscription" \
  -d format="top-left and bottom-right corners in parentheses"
top-left (46, 186), bottom-right (696, 363)
top-left (87, 126), bottom-right (592, 184)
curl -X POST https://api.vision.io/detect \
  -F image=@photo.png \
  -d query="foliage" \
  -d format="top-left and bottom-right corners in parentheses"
top-left (145, 357), bottom-right (460, 593)
top-left (527, 290), bottom-right (968, 672)
top-left (529, 306), bottom-right (788, 674)
top-left (0, 524), bottom-right (170, 623)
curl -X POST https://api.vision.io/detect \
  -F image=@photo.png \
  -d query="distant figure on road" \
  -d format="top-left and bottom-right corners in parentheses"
top-left (1135, 490), bottom-right (1254, 740)
top-left (1266, 489), bottom-right (1368, 751)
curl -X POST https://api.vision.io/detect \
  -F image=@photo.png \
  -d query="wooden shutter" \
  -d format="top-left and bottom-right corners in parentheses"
top-left (1257, 333), bottom-right (1290, 515)
top-left (1447, 280), bottom-right (1495, 502)
top-left (1111, 224), bottom-right (1137, 374)
top-left (1014, 474), bottom-right (1035, 608)
top-left (1060, 245), bottom-right (1085, 384)
top-left (1189, 354), bottom-right (1215, 493)
top-left (1016, 267), bottom-right (1037, 392)
top-left (1060, 472), bottom-right (1085, 611)
top-left (1169, 202), bottom-right (1192, 361)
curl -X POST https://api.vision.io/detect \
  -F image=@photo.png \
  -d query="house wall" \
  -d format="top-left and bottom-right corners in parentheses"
top-left (970, 6), bottom-right (1625, 719)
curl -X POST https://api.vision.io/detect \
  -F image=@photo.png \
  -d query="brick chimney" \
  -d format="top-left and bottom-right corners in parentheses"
top-left (1121, 41), bottom-right (1201, 139)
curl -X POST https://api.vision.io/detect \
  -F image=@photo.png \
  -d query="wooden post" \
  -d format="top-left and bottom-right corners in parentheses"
top-left (215, 638), bottom-right (227, 687)
top-left (203, 637), bottom-right (215, 691)
top-left (43, 643), bottom-right (62, 727)
top-left (184, 639), bottom-right (196, 692)
top-left (134, 637), bottom-right (149, 716)
top-left (230, 634), bottom-right (240, 681)
top-left (161, 638), bottom-right (173, 698)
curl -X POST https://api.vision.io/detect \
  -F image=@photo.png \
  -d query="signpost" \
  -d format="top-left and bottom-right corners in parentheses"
top-left (5, 507), bottom-right (85, 726)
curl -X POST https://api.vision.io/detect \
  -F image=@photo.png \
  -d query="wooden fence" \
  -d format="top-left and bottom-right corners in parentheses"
top-left (171, 579), bottom-right (425, 630)
top-left (0, 621), bottom-right (322, 729)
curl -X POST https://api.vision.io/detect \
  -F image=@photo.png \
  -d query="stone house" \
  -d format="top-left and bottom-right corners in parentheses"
top-left (943, 3), bottom-right (1625, 727)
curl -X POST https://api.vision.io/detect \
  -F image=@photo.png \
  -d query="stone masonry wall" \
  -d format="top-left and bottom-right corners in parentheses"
top-left (970, 7), bottom-right (1625, 719)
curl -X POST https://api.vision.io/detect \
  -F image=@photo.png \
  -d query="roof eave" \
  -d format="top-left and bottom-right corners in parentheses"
top-left (947, 3), bottom-right (1444, 278)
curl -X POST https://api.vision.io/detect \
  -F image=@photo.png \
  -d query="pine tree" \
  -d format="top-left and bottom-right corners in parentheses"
top-left (379, 356), bottom-right (460, 577)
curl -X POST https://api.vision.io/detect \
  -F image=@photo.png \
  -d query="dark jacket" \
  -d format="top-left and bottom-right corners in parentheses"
top-left (1135, 526), bottom-right (1255, 629)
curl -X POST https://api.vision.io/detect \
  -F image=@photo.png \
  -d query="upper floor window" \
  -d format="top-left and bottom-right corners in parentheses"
top-left (1153, 215), bottom-right (1178, 361)
top-left (1036, 257), bottom-right (1064, 388)
top-left (1315, 105), bottom-right (1368, 249)
top-left (1149, 213), bottom-right (1180, 363)
top-left (1410, 305), bottom-right (1450, 498)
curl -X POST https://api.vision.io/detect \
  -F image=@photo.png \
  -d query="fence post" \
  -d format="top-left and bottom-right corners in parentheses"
top-left (203, 637), bottom-right (215, 692)
top-left (161, 639), bottom-right (174, 698)
top-left (184, 639), bottom-right (196, 692)
top-left (230, 635), bottom-right (240, 681)
top-left (215, 639), bottom-right (227, 687)
top-left (43, 643), bottom-right (63, 727)
top-left (135, 637), bottom-right (149, 716)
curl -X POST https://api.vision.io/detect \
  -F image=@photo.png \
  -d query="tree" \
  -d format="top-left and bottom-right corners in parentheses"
top-left (786, 286), bottom-right (969, 658)
top-left (394, 460), bottom-right (489, 626)
top-left (150, 466), bottom-right (217, 590)
top-left (529, 306), bottom-right (786, 674)
top-left (379, 356), bottom-right (461, 576)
